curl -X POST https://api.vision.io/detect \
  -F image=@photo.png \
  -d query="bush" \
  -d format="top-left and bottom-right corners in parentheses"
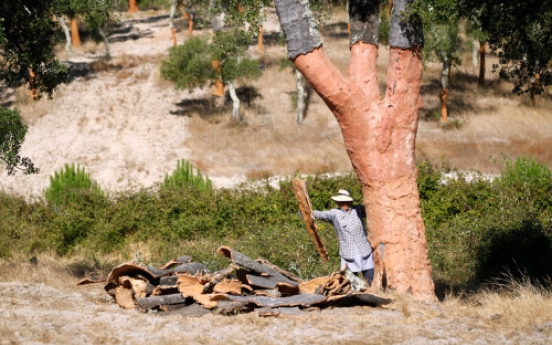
top-left (1, 158), bottom-right (551, 287)
top-left (162, 159), bottom-right (212, 193)
top-left (44, 163), bottom-right (103, 207)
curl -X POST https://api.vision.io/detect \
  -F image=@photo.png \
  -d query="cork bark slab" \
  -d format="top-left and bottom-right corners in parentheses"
top-left (292, 178), bottom-right (329, 261)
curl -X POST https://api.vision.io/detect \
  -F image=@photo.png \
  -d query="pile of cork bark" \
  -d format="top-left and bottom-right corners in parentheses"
top-left (78, 246), bottom-right (391, 317)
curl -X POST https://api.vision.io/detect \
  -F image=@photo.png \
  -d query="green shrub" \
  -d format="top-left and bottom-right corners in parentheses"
top-left (1, 158), bottom-right (551, 287)
top-left (162, 159), bottom-right (212, 193)
top-left (44, 163), bottom-right (103, 207)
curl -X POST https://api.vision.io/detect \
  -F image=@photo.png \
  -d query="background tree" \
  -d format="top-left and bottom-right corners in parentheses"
top-left (459, 0), bottom-right (552, 98)
top-left (160, 30), bottom-right (262, 122)
top-left (423, 17), bottom-right (462, 122)
top-left (0, 1), bottom-right (69, 174)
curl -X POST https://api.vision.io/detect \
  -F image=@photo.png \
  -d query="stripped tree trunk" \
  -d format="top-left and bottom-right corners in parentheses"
top-left (258, 26), bottom-right (264, 53)
top-left (169, 0), bottom-right (178, 46)
top-left (211, 11), bottom-right (225, 97)
top-left (227, 81), bottom-right (242, 122)
top-left (530, 73), bottom-right (541, 107)
top-left (183, 3), bottom-right (194, 35)
top-left (478, 41), bottom-right (485, 86)
top-left (440, 55), bottom-right (450, 122)
top-left (257, 5), bottom-right (264, 53)
top-left (274, 0), bottom-right (436, 300)
top-left (212, 60), bottom-right (225, 97)
top-left (56, 14), bottom-right (73, 55)
top-left (29, 69), bottom-right (38, 100)
top-left (128, 0), bottom-right (139, 13)
top-left (70, 19), bottom-right (81, 48)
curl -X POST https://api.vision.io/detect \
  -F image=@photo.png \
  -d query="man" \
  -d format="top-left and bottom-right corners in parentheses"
top-left (313, 189), bottom-right (374, 285)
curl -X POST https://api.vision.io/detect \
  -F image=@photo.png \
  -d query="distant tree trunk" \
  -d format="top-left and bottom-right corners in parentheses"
top-left (227, 81), bottom-right (242, 122)
top-left (258, 26), bottom-right (264, 53)
top-left (98, 28), bottom-right (110, 60)
top-left (257, 5), bottom-right (264, 53)
top-left (29, 69), bottom-right (38, 100)
top-left (275, 0), bottom-right (436, 300)
top-left (211, 11), bottom-right (225, 97)
top-left (296, 68), bottom-right (306, 124)
top-left (56, 14), bottom-right (73, 54)
top-left (128, 0), bottom-right (138, 13)
top-left (70, 19), bottom-right (81, 48)
top-left (530, 73), bottom-right (541, 107)
top-left (212, 60), bottom-right (225, 97)
top-left (478, 41), bottom-right (485, 85)
top-left (472, 39), bottom-right (478, 67)
top-left (169, 0), bottom-right (178, 46)
top-left (440, 55), bottom-right (450, 122)
top-left (183, 5), bottom-right (194, 34)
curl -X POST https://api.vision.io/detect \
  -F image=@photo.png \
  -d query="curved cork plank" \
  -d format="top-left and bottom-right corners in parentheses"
top-left (292, 178), bottom-right (329, 261)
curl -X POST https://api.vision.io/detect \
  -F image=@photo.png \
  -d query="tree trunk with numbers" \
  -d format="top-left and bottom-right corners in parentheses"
top-left (274, 0), bottom-right (436, 300)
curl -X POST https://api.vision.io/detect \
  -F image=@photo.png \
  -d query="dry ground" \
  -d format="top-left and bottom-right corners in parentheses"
top-left (1, 7), bottom-right (552, 345)
top-left (1, 261), bottom-right (552, 344)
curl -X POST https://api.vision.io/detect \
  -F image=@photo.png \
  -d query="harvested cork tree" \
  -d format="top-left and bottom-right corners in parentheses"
top-left (274, 0), bottom-right (436, 300)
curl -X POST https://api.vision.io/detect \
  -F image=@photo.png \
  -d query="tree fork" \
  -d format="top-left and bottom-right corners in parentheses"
top-left (277, 0), bottom-right (436, 300)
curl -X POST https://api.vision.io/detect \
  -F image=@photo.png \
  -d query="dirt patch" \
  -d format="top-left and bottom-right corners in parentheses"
top-left (2, 278), bottom-right (550, 344)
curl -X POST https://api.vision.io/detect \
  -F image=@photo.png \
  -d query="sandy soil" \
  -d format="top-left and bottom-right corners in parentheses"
top-left (2, 278), bottom-right (550, 345)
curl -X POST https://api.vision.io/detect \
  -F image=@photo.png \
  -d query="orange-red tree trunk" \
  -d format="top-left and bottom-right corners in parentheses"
top-left (441, 87), bottom-right (448, 122)
top-left (128, 0), bottom-right (138, 13)
top-left (70, 19), bottom-right (81, 47)
top-left (276, 0), bottom-right (436, 300)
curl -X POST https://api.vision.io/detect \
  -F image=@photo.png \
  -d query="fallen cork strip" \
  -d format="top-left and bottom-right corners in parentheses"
top-left (78, 246), bottom-right (392, 317)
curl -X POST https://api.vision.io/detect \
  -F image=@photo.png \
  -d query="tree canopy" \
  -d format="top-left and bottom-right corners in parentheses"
top-left (0, 1), bottom-right (112, 174)
top-left (458, 0), bottom-right (552, 94)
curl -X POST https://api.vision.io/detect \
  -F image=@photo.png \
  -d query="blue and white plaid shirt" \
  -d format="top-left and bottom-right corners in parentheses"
top-left (313, 205), bottom-right (372, 261)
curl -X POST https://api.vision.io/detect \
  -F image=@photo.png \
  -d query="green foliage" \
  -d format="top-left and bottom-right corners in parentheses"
top-left (2, 158), bottom-right (552, 286)
top-left (163, 159), bottom-right (213, 193)
top-left (0, 1), bottom-right (69, 98)
top-left (161, 29), bottom-right (262, 91)
top-left (211, 28), bottom-right (262, 84)
top-left (44, 163), bottom-right (104, 206)
top-left (161, 36), bottom-right (215, 91)
top-left (458, 0), bottom-right (552, 94)
top-left (0, 107), bottom-right (38, 175)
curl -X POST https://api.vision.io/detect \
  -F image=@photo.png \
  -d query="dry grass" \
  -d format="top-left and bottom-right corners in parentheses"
top-left (185, 33), bottom-right (552, 179)
top-left (441, 276), bottom-right (552, 334)
top-left (1, 260), bottom-right (551, 344)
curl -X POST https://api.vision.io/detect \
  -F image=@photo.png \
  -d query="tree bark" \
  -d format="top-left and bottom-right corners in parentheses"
top-left (296, 69), bottom-right (306, 124)
top-left (98, 28), bottom-right (110, 60)
top-left (183, 4), bottom-right (194, 34)
top-left (440, 55), bottom-right (449, 122)
top-left (212, 60), bottom-right (225, 97)
top-left (128, 0), bottom-right (138, 13)
top-left (169, 0), bottom-right (178, 46)
top-left (56, 15), bottom-right (73, 55)
top-left (472, 39), bottom-right (478, 67)
top-left (228, 81), bottom-right (241, 122)
top-left (275, 0), bottom-right (436, 300)
top-left (478, 41), bottom-right (485, 85)
top-left (70, 19), bottom-right (81, 48)
top-left (530, 73), bottom-right (541, 107)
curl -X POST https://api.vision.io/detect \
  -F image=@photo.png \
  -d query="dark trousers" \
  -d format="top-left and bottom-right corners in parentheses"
top-left (361, 269), bottom-right (374, 286)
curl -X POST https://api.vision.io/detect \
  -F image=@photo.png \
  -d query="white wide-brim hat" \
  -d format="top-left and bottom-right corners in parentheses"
top-left (331, 189), bottom-right (353, 202)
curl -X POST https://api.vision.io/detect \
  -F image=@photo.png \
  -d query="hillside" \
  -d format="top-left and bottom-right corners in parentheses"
top-left (1, 8), bottom-right (551, 197)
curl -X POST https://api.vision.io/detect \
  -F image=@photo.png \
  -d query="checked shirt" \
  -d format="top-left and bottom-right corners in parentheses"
top-left (313, 205), bottom-right (372, 261)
